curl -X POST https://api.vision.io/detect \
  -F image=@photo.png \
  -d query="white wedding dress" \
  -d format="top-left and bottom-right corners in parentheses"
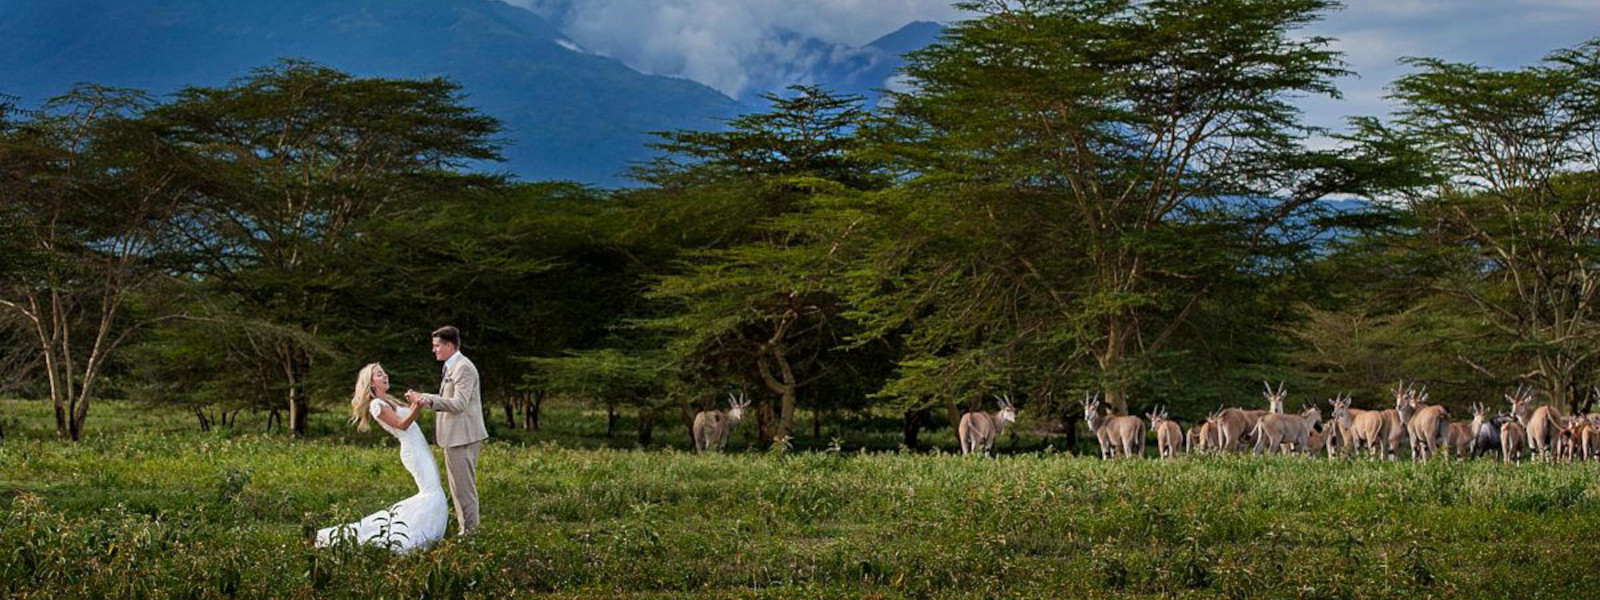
top-left (316, 402), bottom-right (448, 553)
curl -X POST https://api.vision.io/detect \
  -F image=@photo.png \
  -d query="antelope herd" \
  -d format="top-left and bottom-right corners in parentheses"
top-left (695, 381), bottom-right (1600, 462)
top-left (1078, 381), bottom-right (1600, 463)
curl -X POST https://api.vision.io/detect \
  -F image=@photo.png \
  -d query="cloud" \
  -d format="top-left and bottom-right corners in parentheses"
top-left (1299, 0), bottom-right (1600, 134)
top-left (503, 0), bottom-right (1600, 125)
top-left (501, 0), bottom-right (966, 98)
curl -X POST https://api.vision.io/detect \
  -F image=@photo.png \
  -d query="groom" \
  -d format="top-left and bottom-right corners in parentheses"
top-left (406, 325), bottom-right (487, 535)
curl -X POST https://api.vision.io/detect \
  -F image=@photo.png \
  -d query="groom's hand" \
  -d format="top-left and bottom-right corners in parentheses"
top-left (404, 389), bottom-right (421, 404)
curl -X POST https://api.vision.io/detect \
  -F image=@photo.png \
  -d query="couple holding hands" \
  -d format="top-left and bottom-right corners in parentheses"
top-left (314, 326), bottom-right (488, 553)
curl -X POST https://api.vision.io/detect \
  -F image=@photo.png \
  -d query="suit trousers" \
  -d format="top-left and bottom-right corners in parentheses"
top-left (443, 441), bottom-right (481, 535)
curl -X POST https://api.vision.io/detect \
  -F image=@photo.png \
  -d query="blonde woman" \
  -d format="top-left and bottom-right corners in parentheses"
top-left (315, 363), bottom-right (447, 553)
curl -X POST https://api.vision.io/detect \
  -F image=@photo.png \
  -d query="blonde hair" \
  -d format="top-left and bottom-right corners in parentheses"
top-left (351, 363), bottom-right (403, 432)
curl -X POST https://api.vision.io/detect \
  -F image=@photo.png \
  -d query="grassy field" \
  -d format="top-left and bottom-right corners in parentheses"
top-left (3, 398), bottom-right (1600, 599)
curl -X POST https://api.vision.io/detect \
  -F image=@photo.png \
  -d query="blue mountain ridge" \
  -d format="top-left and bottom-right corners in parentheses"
top-left (0, 0), bottom-right (944, 185)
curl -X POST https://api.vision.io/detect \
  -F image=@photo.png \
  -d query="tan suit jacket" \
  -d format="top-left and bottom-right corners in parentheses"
top-left (421, 354), bottom-right (488, 448)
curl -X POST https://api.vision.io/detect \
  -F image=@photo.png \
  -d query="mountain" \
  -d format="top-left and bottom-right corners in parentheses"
top-left (0, 0), bottom-right (742, 185)
top-left (811, 21), bottom-right (945, 106)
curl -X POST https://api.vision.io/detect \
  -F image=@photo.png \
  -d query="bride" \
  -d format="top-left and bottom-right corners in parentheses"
top-left (315, 363), bottom-right (448, 553)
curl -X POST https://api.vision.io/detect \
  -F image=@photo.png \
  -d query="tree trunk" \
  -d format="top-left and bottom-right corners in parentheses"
top-left (503, 397), bottom-right (517, 428)
top-left (195, 408), bottom-right (212, 432)
top-left (1064, 411), bottom-right (1079, 454)
top-left (521, 391), bottom-right (543, 431)
top-left (605, 404), bottom-right (617, 438)
top-left (902, 408), bottom-right (929, 449)
top-left (638, 408), bottom-right (656, 446)
top-left (813, 404), bottom-right (822, 439)
top-left (679, 397), bottom-right (696, 442)
top-left (755, 400), bottom-right (776, 445)
top-left (757, 349), bottom-right (798, 441)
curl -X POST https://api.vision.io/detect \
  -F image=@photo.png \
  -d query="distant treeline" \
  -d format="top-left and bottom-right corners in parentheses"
top-left (3, 0), bottom-right (1599, 445)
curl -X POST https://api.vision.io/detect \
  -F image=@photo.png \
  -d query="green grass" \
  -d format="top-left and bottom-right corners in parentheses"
top-left (3, 398), bottom-right (1600, 599)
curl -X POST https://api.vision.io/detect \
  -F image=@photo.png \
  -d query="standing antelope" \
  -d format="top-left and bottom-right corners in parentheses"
top-left (1500, 420), bottom-right (1526, 464)
top-left (1253, 405), bottom-right (1322, 456)
top-left (1380, 382), bottom-right (1418, 460)
top-left (1147, 406), bottom-right (1183, 459)
top-left (1189, 413), bottom-right (1222, 454)
top-left (1320, 417), bottom-right (1346, 458)
top-left (1083, 393), bottom-right (1145, 459)
top-left (1330, 394), bottom-right (1392, 460)
top-left (1508, 386), bottom-right (1563, 462)
top-left (1459, 403), bottom-right (1489, 459)
top-left (1404, 388), bottom-right (1451, 461)
top-left (1214, 382), bottom-right (1285, 453)
top-left (1446, 406), bottom-right (1478, 460)
top-left (692, 392), bottom-right (750, 452)
top-left (1581, 416), bottom-right (1600, 461)
top-left (959, 394), bottom-right (1018, 456)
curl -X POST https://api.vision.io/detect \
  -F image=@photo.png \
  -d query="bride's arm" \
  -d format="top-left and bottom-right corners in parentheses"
top-left (374, 400), bottom-right (423, 430)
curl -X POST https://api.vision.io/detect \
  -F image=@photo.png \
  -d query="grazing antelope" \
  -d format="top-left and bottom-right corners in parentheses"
top-left (1253, 405), bottom-right (1322, 455)
top-left (1330, 394), bottom-right (1392, 460)
top-left (1083, 393), bottom-right (1145, 459)
top-left (959, 394), bottom-right (1018, 456)
top-left (1500, 420), bottom-right (1526, 464)
top-left (1507, 386), bottom-right (1563, 462)
top-left (1403, 388), bottom-right (1451, 461)
top-left (693, 392), bottom-right (751, 452)
top-left (1147, 406), bottom-right (1183, 459)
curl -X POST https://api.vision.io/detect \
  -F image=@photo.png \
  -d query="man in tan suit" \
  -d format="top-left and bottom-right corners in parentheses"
top-left (406, 325), bottom-right (488, 535)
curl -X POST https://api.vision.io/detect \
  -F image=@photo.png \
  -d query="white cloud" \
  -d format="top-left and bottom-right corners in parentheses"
top-left (502, 0), bottom-right (1600, 123)
top-left (501, 0), bottom-right (966, 98)
top-left (1300, 0), bottom-right (1600, 135)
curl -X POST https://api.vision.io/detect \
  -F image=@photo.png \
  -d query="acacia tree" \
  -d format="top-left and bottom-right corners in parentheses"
top-left (635, 86), bottom-right (887, 442)
top-left (1367, 40), bottom-right (1600, 413)
top-left (0, 86), bottom-right (198, 440)
top-left (817, 0), bottom-right (1366, 416)
top-left (152, 61), bottom-right (502, 436)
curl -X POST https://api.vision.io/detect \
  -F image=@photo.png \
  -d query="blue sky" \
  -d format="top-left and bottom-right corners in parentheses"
top-left (508, 0), bottom-right (1600, 136)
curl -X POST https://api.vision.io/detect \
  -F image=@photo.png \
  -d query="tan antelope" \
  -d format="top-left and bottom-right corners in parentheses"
top-left (1581, 416), bottom-right (1600, 461)
top-left (1188, 413), bottom-right (1222, 454)
top-left (1306, 423), bottom-right (1326, 457)
top-left (1147, 406), bottom-right (1183, 459)
top-left (1403, 387), bottom-right (1451, 461)
top-left (1445, 406), bottom-right (1478, 460)
top-left (692, 391), bottom-right (751, 452)
top-left (1454, 403), bottom-right (1490, 459)
top-left (1500, 420), bottom-right (1526, 464)
top-left (1381, 382), bottom-right (1418, 460)
top-left (1214, 382), bottom-right (1286, 453)
top-left (1253, 405), bottom-right (1322, 455)
top-left (958, 394), bottom-right (1018, 456)
top-left (1320, 418), bottom-right (1347, 458)
top-left (1330, 394), bottom-right (1393, 460)
top-left (1083, 393), bottom-right (1145, 459)
top-left (1555, 417), bottom-right (1582, 463)
top-left (1507, 386), bottom-right (1563, 462)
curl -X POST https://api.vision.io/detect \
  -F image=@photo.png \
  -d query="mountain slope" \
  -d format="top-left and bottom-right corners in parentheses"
top-left (0, 0), bottom-right (741, 185)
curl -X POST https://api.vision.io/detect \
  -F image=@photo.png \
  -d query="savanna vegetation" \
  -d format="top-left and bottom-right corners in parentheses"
top-left (6, 0), bottom-right (1600, 596)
